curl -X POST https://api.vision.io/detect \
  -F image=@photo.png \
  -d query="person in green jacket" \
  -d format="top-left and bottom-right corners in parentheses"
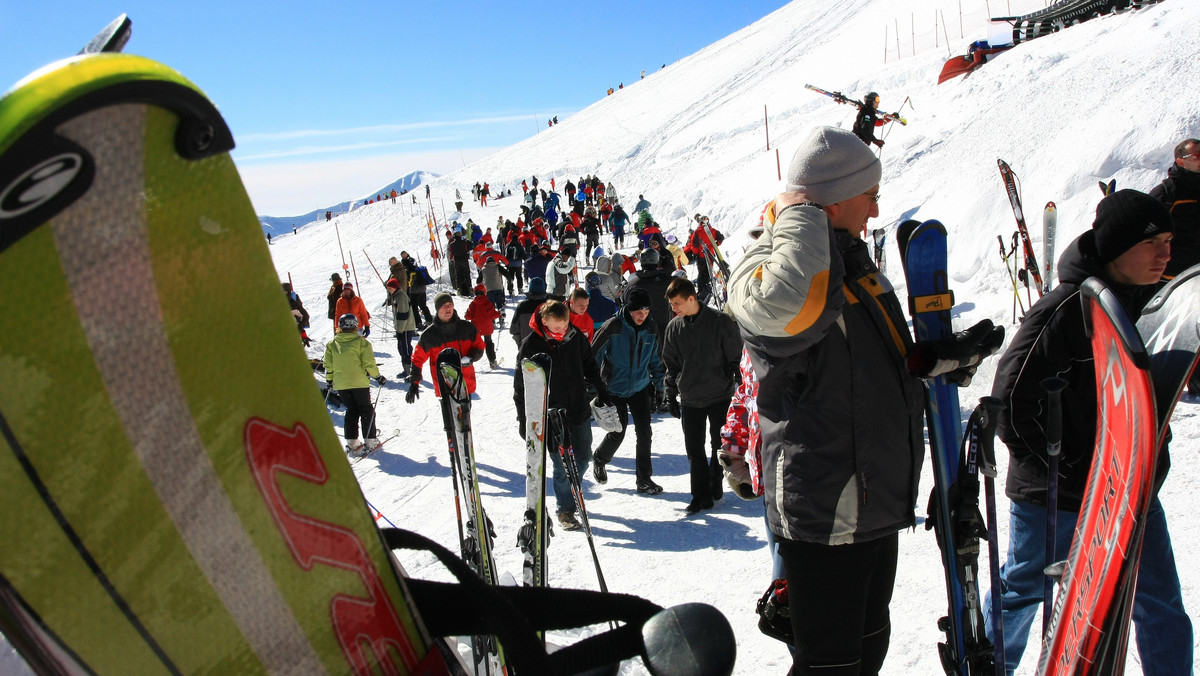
top-left (324, 313), bottom-right (386, 456)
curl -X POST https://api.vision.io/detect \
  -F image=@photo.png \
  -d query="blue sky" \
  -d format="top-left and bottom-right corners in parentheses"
top-left (2, 1), bottom-right (791, 216)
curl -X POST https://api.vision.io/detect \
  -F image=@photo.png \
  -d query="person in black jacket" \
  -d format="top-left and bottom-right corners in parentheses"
top-left (514, 300), bottom-right (610, 531)
top-left (621, 249), bottom-right (674, 359)
top-left (448, 232), bottom-right (472, 297)
top-left (851, 91), bottom-right (885, 148)
top-left (1150, 138), bottom-right (1200, 397)
top-left (983, 189), bottom-right (1190, 675)
top-left (509, 277), bottom-right (548, 348)
top-left (661, 278), bottom-right (742, 514)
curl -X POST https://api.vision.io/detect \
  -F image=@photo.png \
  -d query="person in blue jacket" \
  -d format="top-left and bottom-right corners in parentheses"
top-left (584, 273), bottom-right (618, 325)
top-left (590, 287), bottom-right (665, 495)
top-left (524, 243), bottom-right (554, 284)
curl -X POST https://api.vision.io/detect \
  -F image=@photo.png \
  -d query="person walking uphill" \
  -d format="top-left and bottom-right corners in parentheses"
top-left (983, 189), bottom-right (1190, 676)
top-left (514, 300), bottom-right (611, 531)
top-left (851, 91), bottom-right (886, 148)
top-left (405, 293), bottom-right (486, 404)
top-left (333, 283), bottom-right (370, 336)
top-left (324, 313), bottom-right (386, 457)
top-left (661, 277), bottom-right (742, 515)
top-left (727, 126), bottom-right (1000, 675)
top-left (465, 284), bottom-right (502, 369)
top-left (326, 273), bottom-right (343, 320)
top-left (591, 287), bottom-right (666, 495)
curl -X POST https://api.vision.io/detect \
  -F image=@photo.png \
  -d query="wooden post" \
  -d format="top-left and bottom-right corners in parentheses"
top-left (349, 251), bottom-right (361, 291)
top-left (942, 11), bottom-right (953, 55)
top-left (334, 220), bottom-right (348, 275)
top-left (764, 105), bottom-right (770, 151)
top-left (776, 148), bottom-right (781, 182)
top-left (895, 19), bottom-right (901, 60)
top-left (883, 24), bottom-right (889, 63)
top-left (960, 0), bottom-right (965, 38)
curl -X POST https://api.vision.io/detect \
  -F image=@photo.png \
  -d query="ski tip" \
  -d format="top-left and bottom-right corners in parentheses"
top-left (641, 603), bottom-right (736, 676)
top-left (79, 14), bottom-right (132, 55)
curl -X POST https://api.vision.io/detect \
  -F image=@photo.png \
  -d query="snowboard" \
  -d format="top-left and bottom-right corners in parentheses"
top-left (897, 219), bottom-right (997, 676)
top-left (0, 50), bottom-right (444, 674)
top-left (1036, 278), bottom-right (1159, 676)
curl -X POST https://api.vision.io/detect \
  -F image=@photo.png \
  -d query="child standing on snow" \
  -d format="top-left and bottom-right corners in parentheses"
top-left (324, 313), bottom-right (386, 457)
top-left (465, 285), bottom-right (502, 369)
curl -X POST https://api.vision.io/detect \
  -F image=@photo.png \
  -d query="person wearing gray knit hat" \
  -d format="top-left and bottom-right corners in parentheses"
top-left (725, 126), bottom-right (1003, 673)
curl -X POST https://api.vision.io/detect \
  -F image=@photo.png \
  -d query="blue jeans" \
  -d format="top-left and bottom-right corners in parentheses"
top-left (550, 421), bottom-right (593, 514)
top-left (983, 497), bottom-right (1192, 675)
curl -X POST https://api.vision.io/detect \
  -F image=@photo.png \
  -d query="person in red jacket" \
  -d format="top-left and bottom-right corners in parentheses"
top-left (465, 284), bottom-right (502, 369)
top-left (333, 283), bottom-right (371, 335)
top-left (567, 287), bottom-right (594, 341)
top-left (406, 293), bottom-right (485, 403)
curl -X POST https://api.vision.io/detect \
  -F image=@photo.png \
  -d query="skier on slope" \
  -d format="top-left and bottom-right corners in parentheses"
top-left (282, 283), bottom-right (311, 347)
top-left (726, 126), bottom-right (999, 674)
top-left (590, 287), bottom-right (666, 496)
top-left (333, 283), bottom-right (370, 336)
top-left (850, 91), bottom-right (888, 148)
top-left (326, 272), bottom-right (344, 320)
top-left (324, 313), bottom-right (386, 457)
top-left (465, 284), bottom-right (502, 370)
top-left (983, 190), bottom-right (1190, 675)
top-left (406, 293), bottom-right (486, 403)
top-left (514, 299), bottom-right (612, 531)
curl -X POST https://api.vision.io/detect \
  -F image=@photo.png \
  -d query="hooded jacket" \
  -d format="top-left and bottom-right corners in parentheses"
top-left (323, 331), bottom-right (380, 391)
top-left (591, 309), bottom-right (664, 398)
top-left (993, 232), bottom-right (1164, 512)
top-left (465, 294), bottom-right (500, 336)
top-left (514, 313), bottom-right (607, 427)
top-left (334, 293), bottom-right (370, 331)
top-left (412, 312), bottom-right (486, 396)
top-left (547, 255), bottom-right (577, 297)
top-left (1149, 162), bottom-right (1199, 277)
top-left (661, 304), bottom-right (742, 408)
top-left (726, 202), bottom-right (924, 546)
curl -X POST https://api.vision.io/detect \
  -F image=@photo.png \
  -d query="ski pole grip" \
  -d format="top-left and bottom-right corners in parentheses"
top-left (976, 396), bottom-right (1005, 479)
top-left (1041, 377), bottom-right (1068, 459)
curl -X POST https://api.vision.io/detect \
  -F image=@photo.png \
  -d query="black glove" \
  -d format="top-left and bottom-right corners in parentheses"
top-left (517, 414), bottom-right (526, 440)
top-left (908, 319), bottom-right (1005, 387)
top-left (405, 379), bottom-right (421, 404)
top-left (873, 139), bottom-right (885, 148)
top-left (362, 326), bottom-right (371, 337)
top-left (375, 375), bottom-right (387, 386)
top-left (667, 396), bottom-right (681, 419)
top-left (595, 388), bottom-right (613, 408)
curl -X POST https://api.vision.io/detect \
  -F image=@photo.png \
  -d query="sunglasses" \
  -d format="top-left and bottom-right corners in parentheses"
top-left (865, 192), bottom-right (881, 204)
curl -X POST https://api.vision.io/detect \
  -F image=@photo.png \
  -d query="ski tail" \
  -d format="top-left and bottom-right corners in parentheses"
top-left (519, 354), bottom-right (553, 592)
top-left (997, 158), bottom-right (1045, 296)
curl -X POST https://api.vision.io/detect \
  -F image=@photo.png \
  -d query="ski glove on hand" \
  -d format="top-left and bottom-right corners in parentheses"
top-left (667, 396), bottom-right (681, 419)
top-left (405, 379), bottom-right (420, 404)
top-left (374, 375), bottom-right (387, 386)
top-left (362, 327), bottom-right (371, 338)
top-left (717, 446), bottom-right (757, 500)
top-left (908, 319), bottom-right (1005, 387)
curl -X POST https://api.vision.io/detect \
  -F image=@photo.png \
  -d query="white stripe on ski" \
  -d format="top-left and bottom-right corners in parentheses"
top-left (53, 105), bottom-right (324, 675)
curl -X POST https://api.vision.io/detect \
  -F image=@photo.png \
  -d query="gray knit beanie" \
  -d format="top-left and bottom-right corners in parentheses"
top-left (785, 126), bottom-right (882, 205)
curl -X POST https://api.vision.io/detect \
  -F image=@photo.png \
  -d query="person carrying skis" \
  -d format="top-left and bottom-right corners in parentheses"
top-left (1150, 137), bottom-right (1200, 396)
top-left (324, 313), bottom-right (386, 456)
top-left (333, 283), bottom-right (370, 336)
top-left (983, 189), bottom-right (1190, 675)
top-left (465, 284), bottom-right (502, 369)
top-left (590, 287), bottom-right (666, 496)
top-left (726, 126), bottom-right (1000, 674)
top-left (514, 299), bottom-right (611, 531)
top-left (661, 277), bottom-right (742, 515)
top-left (685, 216), bottom-right (726, 304)
top-left (406, 293), bottom-right (486, 403)
top-left (326, 272), bottom-right (344, 320)
top-left (851, 91), bottom-right (887, 148)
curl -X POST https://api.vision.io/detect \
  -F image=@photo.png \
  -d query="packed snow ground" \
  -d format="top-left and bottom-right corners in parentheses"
top-left (6, 1), bottom-right (1194, 674)
top-left (263, 2), bottom-right (1197, 674)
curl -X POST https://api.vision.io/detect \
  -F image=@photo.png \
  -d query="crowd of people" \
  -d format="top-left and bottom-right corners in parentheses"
top-left (292, 131), bottom-right (1197, 674)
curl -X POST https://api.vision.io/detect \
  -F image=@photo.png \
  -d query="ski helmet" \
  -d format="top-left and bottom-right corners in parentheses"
top-left (591, 398), bottom-right (623, 433)
top-left (640, 248), bottom-right (660, 267)
top-left (865, 91), bottom-right (879, 106)
top-left (338, 313), bottom-right (359, 331)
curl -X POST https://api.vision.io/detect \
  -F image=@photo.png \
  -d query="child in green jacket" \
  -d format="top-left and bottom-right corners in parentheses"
top-left (324, 313), bottom-right (386, 456)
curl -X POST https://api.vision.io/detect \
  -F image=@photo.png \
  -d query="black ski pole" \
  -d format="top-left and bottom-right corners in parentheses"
top-left (975, 396), bottom-right (1006, 674)
top-left (549, 408), bottom-right (610, 595)
top-left (1040, 377), bottom-right (1068, 637)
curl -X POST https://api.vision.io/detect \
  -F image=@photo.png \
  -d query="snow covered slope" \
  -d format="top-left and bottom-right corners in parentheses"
top-left (252, 1), bottom-right (1200, 674)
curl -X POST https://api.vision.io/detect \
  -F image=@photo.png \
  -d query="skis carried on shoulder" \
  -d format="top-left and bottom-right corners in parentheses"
top-left (898, 219), bottom-right (998, 676)
top-left (805, 83), bottom-right (908, 125)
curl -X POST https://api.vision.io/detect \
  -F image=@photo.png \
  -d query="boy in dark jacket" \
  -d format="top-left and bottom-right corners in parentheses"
top-left (661, 278), bottom-right (742, 514)
top-left (983, 190), bottom-right (1189, 674)
top-left (406, 293), bottom-right (486, 403)
top-left (590, 288), bottom-right (665, 495)
top-left (514, 300), bottom-right (611, 531)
